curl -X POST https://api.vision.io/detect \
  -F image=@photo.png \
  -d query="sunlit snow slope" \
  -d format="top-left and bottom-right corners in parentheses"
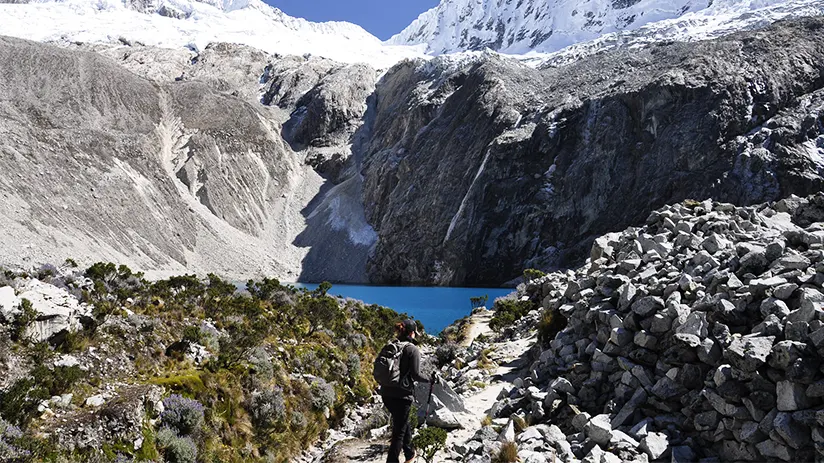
top-left (389, 0), bottom-right (824, 56)
top-left (0, 0), bottom-right (425, 67)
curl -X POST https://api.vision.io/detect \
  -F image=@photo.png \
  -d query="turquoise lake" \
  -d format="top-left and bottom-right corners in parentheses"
top-left (291, 284), bottom-right (515, 334)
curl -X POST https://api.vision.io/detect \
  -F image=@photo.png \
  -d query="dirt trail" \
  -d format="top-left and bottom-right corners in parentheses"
top-left (316, 310), bottom-right (535, 463)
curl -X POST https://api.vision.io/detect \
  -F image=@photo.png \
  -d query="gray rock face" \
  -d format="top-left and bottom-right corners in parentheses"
top-left (361, 18), bottom-right (824, 285)
top-left (3, 18), bottom-right (824, 286)
top-left (0, 35), bottom-right (321, 281)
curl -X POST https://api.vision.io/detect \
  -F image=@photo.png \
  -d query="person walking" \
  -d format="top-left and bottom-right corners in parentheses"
top-left (377, 319), bottom-right (435, 463)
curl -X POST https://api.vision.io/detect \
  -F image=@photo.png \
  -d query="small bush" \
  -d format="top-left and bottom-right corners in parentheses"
top-left (150, 374), bottom-right (205, 396)
top-left (346, 354), bottom-right (361, 383)
top-left (469, 295), bottom-right (489, 309)
top-left (181, 326), bottom-right (201, 344)
top-left (0, 417), bottom-right (30, 461)
top-left (310, 379), bottom-right (335, 411)
top-left (412, 427), bottom-right (447, 463)
top-left (156, 427), bottom-right (197, 463)
top-left (248, 387), bottom-right (285, 429)
top-left (493, 441), bottom-right (518, 463)
top-left (247, 347), bottom-right (274, 379)
top-left (523, 269), bottom-right (546, 283)
top-left (513, 415), bottom-right (527, 433)
top-left (290, 411), bottom-right (307, 430)
top-left (11, 299), bottom-right (37, 342)
top-left (537, 308), bottom-right (566, 347)
top-left (489, 299), bottom-right (534, 331)
top-left (435, 343), bottom-right (460, 367)
top-left (160, 395), bottom-right (204, 436)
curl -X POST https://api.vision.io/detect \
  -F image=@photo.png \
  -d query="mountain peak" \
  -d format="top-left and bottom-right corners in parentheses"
top-left (387, 0), bottom-right (815, 55)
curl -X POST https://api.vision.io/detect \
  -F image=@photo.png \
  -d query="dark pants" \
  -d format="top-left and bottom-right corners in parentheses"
top-left (384, 397), bottom-right (414, 463)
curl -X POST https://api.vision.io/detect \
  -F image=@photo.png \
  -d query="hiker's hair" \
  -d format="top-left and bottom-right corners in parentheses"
top-left (395, 322), bottom-right (407, 336)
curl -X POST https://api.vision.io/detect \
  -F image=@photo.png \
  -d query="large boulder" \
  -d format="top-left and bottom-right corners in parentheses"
top-left (14, 280), bottom-right (92, 342)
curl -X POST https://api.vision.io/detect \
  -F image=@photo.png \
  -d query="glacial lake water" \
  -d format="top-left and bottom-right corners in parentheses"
top-left (291, 283), bottom-right (515, 334)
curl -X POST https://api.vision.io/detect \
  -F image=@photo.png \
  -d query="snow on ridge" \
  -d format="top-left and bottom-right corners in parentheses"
top-left (0, 0), bottom-right (426, 68)
top-left (388, 0), bottom-right (824, 57)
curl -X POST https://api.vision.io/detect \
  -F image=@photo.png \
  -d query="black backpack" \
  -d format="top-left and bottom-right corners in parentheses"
top-left (373, 340), bottom-right (409, 388)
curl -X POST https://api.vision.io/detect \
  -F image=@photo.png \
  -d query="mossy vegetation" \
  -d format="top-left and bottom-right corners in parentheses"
top-left (0, 262), bottom-right (413, 462)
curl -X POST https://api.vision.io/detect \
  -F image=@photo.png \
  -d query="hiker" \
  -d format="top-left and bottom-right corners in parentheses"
top-left (374, 319), bottom-right (439, 463)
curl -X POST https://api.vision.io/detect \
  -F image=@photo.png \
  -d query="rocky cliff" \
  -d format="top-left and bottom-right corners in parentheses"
top-left (2, 17), bottom-right (824, 286)
top-left (356, 18), bottom-right (824, 285)
top-left (0, 36), bottom-right (322, 281)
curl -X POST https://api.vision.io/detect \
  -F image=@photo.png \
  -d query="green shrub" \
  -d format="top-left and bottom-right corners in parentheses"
top-left (248, 387), bottom-right (285, 429)
top-left (412, 427), bottom-right (447, 463)
top-left (156, 427), bottom-right (197, 463)
top-left (523, 268), bottom-right (546, 283)
top-left (160, 395), bottom-right (204, 436)
top-left (469, 295), bottom-right (488, 309)
top-left (11, 299), bottom-right (36, 342)
top-left (310, 379), bottom-right (335, 411)
top-left (537, 309), bottom-right (567, 347)
top-left (489, 298), bottom-right (534, 331)
top-left (182, 325), bottom-right (201, 344)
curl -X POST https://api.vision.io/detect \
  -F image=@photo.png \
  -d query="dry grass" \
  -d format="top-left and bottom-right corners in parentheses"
top-left (493, 441), bottom-right (519, 463)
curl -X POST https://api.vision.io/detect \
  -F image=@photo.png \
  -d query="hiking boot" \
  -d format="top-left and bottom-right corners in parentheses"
top-left (403, 450), bottom-right (417, 463)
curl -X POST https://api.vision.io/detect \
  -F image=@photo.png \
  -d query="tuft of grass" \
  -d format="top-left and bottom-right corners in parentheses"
top-left (493, 441), bottom-right (519, 463)
top-left (480, 415), bottom-right (493, 427)
top-left (149, 372), bottom-right (206, 396)
top-left (513, 415), bottom-right (528, 433)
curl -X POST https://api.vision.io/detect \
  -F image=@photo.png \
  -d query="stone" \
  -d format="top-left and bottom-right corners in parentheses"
top-left (694, 410), bottom-right (720, 431)
top-left (739, 249), bottom-right (768, 275)
top-left (773, 283), bottom-right (798, 300)
top-left (776, 381), bottom-right (812, 411)
top-left (0, 286), bottom-right (21, 322)
top-left (675, 311), bottom-right (708, 338)
top-left (702, 234), bottom-right (727, 254)
top-left (777, 254), bottom-right (811, 270)
top-left (619, 283), bottom-right (638, 310)
top-left (633, 331), bottom-right (657, 349)
top-left (428, 407), bottom-right (463, 429)
top-left (632, 296), bottom-right (664, 317)
top-left (640, 432), bottom-right (669, 460)
top-left (572, 411), bottom-right (592, 431)
top-left (766, 241), bottom-right (786, 262)
top-left (498, 419), bottom-right (515, 442)
top-left (585, 414), bottom-right (613, 445)
top-left (671, 446), bottom-right (696, 463)
top-left (760, 298), bottom-right (790, 319)
top-left (517, 427), bottom-right (544, 444)
top-left (650, 314), bottom-right (672, 333)
top-left (16, 280), bottom-right (92, 342)
top-left (85, 395), bottom-right (106, 407)
top-left (755, 439), bottom-right (792, 461)
top-left (786, 287), bottom-right (824, 323)
top-left (542, 424), bottom-right (567, 444)
top-left (769, 341), bottom-right (805, 370)
top-left (611, 388), bottom-right (647, 428)
top-left (773, 412), bottom-right (811, 449)
top-left (726, 336), bottom-right (774, 372)
top-left (807, 380), bottom-right (824, 397)
top-left (630, 418), bottom-right (653, 439)
top-left (550, 377), bottom-right (575, 394)
top-left (610, 328), bottom-right (633, 347)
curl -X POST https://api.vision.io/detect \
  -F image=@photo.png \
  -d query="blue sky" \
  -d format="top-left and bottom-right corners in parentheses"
top-left (266, 0), bottom-right (440, 40)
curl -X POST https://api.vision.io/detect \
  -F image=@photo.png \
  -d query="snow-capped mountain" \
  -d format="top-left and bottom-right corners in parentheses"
top-left (389, 0), bottom-right (824, 55)
top-left (0, 0), bottom-right (424, 67)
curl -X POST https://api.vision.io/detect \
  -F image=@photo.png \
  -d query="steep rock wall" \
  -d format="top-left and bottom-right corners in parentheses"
top-left (361, 18), bottom-right (824, 286)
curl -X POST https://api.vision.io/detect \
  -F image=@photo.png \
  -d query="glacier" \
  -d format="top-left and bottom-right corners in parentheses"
top-left (389, 0), bottom-right (824, 57)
